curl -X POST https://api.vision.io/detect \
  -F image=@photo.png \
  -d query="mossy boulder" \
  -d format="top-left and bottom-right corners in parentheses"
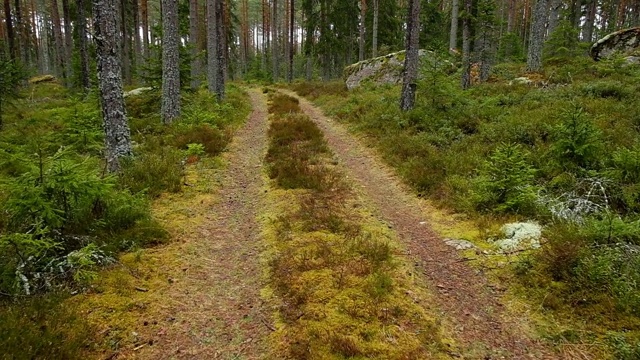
top-left (343, 50), bottom-right (455, 90)
top-left (590, 27), bottom-right (640, 61)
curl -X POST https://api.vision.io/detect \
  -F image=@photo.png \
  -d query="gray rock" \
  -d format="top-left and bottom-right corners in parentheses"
top-left (343, 50), bottom-right (456, 90)
top-left (444, 238), bottom-right (476, 250)
top-left (590, 27), bottom-right (640, 61)
top-left (493, 222), bottom-right (542, 253)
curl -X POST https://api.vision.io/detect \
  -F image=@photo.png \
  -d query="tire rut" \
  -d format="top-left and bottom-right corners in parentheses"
top-left (282, 90), bottom-right (558, 359)
top-left (136, 89), bottom-right (269, 359)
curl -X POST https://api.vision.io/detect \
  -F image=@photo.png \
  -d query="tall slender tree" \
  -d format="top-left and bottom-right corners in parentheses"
top-left (208, 0), bottom-right (225, 100)
top-left (450, 0), bottom-right (459, 51)
top-left (359, 0), bottom-right (366, 61)
top-left (94, 0), bottom-right (132, 172)
top-left (461, 0), bottom-right (472, 89)
top-left (162, 0), bottom-right (181, 124)
top-left (400, 0), bottom-right (420, 111)
top-left (4, 0), bottom-right (16, 59)
top-left (372, 0), bottom-right (379, 57)
top-left (78, 0), bottom-right (91, 90)
top-left (190, 0), bottom-right (200, 89)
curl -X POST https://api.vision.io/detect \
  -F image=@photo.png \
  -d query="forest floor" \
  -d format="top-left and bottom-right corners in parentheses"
top-left (83, 88), bottom-right (563, 359)
top-left (278, 90), bottom-right (560, 359)
top-left (134, 88), bottom-right (272, 359)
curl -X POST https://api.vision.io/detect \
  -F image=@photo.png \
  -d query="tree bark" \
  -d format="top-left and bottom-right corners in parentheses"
top-left (94, 0), bottom-right (132, 173)
top-left (78, 0), bottom-right (91, 90)
top-left (162, 0), bottom-right (181, 124)
top-left (141, 0), bottom-right (149, 59)
top-left (208, 0), bottom-right (225, 100)
top-left (526, 0), bottom-right (548, 72)
top-left (288, 0), bottom-right (294, 82)
top-left (461, 0), bottom-right (471, 89)
top-left (272, 0), bottom-right (278, 80)
top-left (450, 0), bottom-right (459, 51)
top-left (51, 0), bottom-right (66, 80)
top-left (547, 0), bottom-right (562, 36)
top-left (399, 0), bottom-right (420, 111)
top-left (62, 0), bottom-right (72, 80)
top-left (582, 0), bottom-right (596, 42)
top-left (372, 0), bottom-right (379, 57)
top-left (4, 0), bottom-right (16, 59)
top-left (359, 0), bottom-right (366, 61)
top-left (190, 0), bottom-right (200, 88)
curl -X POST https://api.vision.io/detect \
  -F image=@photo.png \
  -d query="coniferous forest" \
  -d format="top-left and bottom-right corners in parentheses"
top-left (1, 0), bottom-right (640, 358)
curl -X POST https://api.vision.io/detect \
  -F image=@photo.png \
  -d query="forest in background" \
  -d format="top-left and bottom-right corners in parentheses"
top-left (1, 0), bottom-right (640, 357)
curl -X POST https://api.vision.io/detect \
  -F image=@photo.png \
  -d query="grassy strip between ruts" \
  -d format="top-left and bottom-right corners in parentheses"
top-left (261, 91), bottom-right (451, 359)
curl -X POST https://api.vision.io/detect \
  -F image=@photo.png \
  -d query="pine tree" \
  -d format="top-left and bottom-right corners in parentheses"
top-left (526, 0), bottom-right (548, 72)
top-left (161, 0), bottom-right (181, 124)
top-left (94, 0), bottom-right (132, 172)
top-left (400, 0), bottom-right (420, 111)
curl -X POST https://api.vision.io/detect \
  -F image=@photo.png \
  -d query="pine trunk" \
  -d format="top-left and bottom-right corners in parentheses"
top-left (372, 0), bottom-right (379, 57)
top-left (78, 0), bottom-right (91, 90)
top-left (359, 0), bottom-right (366, 61)
top-left (161, 0), bottom-right (181, 124)
top-left (582, 0), bottom-right (596, 42)
top-left (288, 0), bottom-right (294, 82)
top-left (4, 0), bottom-right (16, 59)
top-left (399, 0), bottom-right (420, 111)
top-left (141, 0), bottom-right (149, 59)
top-left (450, 0), bottom-right (459, 51)
top-left (461, 0), bottom-right (472, 89)
top-left (94, 0), bottom-right (132, 173)
top-left (190, 0), bottom-right (200, 88)
top-left (62, 0), bottom-right (72, 80)
top-left (547, 0), bottom-right (562, 36)
top-left (526, 0), bottom-right (548, 72)
top-left (208, 0), bottom-right (225, 100)
top-left (51, 0), bottom-right (66, 80)
top-left (272, 0), bottom-right (278, 80)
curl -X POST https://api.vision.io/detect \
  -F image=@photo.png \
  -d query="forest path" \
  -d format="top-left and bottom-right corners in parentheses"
top-left (135, 89), bottom-right (270, 359)
top-left (281, 89), bottom-right (559, 359)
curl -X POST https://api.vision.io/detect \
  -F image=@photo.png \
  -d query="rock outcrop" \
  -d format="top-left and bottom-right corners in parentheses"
top-left (590, 27), bottom-right (640, 61)
top-left (343, 50), bottom-right (455, 90)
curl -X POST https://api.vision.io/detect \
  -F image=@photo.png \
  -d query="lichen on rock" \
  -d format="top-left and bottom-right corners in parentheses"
top-left (343, 50), bottom-right (456, 90)
top-left (590, 27), bottom-right (640, 61)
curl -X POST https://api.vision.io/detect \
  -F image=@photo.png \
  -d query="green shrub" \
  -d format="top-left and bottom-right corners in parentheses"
top-left (173, 124), bottom-right (229, 156)
top-left (119, 147), bottom-right (184, 197)
top-left (471, 143), bottom-right (538, 214)
top-left (550, 106), bottom-right (603, 172)
top-left (0, 293), bottom-right (93, 360)
top-left (580, 81), bottom-right (631, 100)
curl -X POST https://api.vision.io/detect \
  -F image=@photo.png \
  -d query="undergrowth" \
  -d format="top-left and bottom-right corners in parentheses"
top-left (0, 82), bottom-right (250, 357)
top-left (263, 92), bottom-right (447, 359)
top-left (291, 56), bottom-right (640, 357)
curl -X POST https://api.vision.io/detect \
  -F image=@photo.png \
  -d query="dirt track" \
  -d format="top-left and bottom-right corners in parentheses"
top-left (135, 89), bottom-right (270, 359)
top-left (283, 89), bottom-right (558, 359)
